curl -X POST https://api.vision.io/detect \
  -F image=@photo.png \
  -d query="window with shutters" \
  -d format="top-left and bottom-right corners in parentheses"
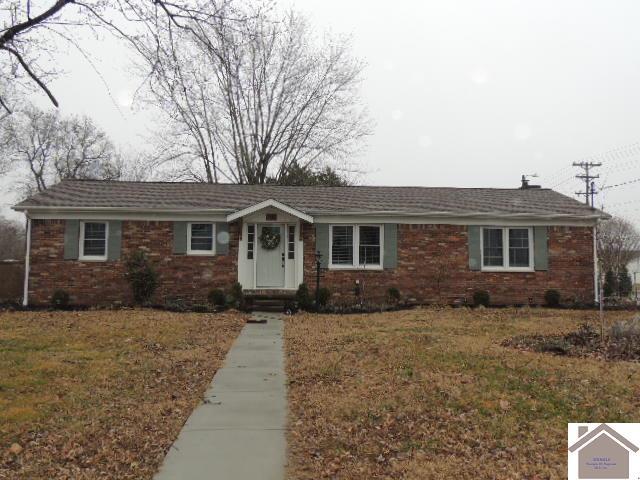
top-left (329, 224), bottom-right (383, 269)
top-left (188, 223), bottom-right (215, 255)
top-left (79, 221), bottom-right (108, 261)
top-left (481, 227), bottom-right (533, 271)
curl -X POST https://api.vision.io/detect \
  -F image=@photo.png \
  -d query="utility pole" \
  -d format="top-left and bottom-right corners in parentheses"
top-left (573, 161), bottom-right (602, 207)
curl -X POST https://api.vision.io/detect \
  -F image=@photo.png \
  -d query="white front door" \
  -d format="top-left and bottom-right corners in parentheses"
top-left (256, 224), bottom-right (285, 288)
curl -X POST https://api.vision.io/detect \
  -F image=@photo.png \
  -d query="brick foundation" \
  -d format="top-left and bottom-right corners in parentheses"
top-left (302, 223), bottom-right (595, 306)
top-left (28, 219), bottom-right (238, 306)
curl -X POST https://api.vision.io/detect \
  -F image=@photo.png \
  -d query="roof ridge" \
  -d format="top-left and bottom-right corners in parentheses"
top-left (57, 179), bottom-right (552, 191)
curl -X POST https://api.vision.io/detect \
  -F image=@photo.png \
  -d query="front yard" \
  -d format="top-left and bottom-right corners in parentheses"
top-left (285, 308), bottom-right (639, 479)
top-left (0, 309), bottom-right (246, 479)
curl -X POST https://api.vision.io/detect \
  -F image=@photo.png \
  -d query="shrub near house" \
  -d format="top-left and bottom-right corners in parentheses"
top-left (14, 180), bottom-right (607, 307)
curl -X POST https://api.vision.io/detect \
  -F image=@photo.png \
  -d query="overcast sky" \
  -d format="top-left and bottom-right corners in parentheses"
top-left (2, 0), bottom-right (639, 227)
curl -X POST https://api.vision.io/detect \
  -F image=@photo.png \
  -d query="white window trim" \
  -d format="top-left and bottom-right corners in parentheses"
top-left (187, 222), bottom-right (216, 255)
top-left (79, 221), bottom-right (108, 261)
top-left (480, 226), bottom-right (534, 272)
top-left (329, 224), bottom-right (384, 270)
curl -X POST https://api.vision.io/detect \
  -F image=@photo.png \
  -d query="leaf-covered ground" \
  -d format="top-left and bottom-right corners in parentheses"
top-left (0, 309), bottom-right (246, 479)
top-left (285, 308), bottom-right (639, 479)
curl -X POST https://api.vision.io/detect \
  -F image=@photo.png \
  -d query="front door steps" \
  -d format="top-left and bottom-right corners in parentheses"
top-left (244, 290), bottom-right (296, 313)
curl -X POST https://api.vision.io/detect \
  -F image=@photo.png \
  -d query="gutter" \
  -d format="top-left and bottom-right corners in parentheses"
top-left (11, 205), bottom-right (610, 222)
top-left (12, 205), bottom-right (232, 214)
top-left (22, 211), bottom-right (31, 307)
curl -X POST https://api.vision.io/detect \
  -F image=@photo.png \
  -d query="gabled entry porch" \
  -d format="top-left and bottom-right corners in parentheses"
top-left (227, 199), bottom-right (312, 291)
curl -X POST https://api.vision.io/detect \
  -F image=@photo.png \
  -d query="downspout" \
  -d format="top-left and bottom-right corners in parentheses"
top-left (593, 222), bottom-right (599, 305)
top-left (22, 211), bottom-right (31, 307)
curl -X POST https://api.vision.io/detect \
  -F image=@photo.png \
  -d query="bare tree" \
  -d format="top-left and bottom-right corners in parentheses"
top-left (4, 103), bottom-right (121, 193)
top-left (597, 217), bottom-right (640, 275)
top-left (0, 216), bottom-right (24, 260)
top-left (140, 7), bottom-right (371, 184)
top-left (0, 0), bottom-right (238, 113)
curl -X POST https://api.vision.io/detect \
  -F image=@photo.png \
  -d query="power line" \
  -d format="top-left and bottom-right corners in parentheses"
top-left (601, 177), bottom-right (640, 191)
top-left (550, 173), bottom-right (581, 189)
top-left (573, 161), bottom-right (601, 207)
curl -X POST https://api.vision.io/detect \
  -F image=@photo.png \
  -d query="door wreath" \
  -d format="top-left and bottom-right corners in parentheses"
top-left (259, 227), bottom-right (281, 250)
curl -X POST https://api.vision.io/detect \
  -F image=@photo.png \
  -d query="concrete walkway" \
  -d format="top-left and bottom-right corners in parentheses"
top-left (155, 312), bottom-right (286, 480)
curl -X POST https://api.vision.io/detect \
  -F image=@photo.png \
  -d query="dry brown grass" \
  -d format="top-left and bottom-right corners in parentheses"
top-left (285, 308), bottom-right (640, 479)
top-left (0, 309), bottom-right (246, 479)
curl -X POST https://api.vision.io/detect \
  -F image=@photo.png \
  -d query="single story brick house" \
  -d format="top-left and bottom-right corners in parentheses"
top-left (13, 180), bottom-right (608, 306)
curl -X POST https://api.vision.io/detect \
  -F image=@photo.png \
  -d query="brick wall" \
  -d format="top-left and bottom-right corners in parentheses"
top-left (28, 219), bottom-right (238, 306)
top-left (28, 219), bottom-right (595, 307)
top-left (302, 223), bottom-right (595, 306)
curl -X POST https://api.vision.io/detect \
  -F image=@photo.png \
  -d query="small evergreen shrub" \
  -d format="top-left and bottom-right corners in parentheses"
top-left (208, 289), bottom-right (226, 307)
top-left (618, 266), bottom-right (633, 297)
top-left (544, 289), bottom-right (562, 307)
top-left (317, 287), bottom-right (331, 307)
top-left (603, 270), bottom-right (617, 298)
top-left (296, 283), bottom-right (312, 310)
top-left (387, 287), bottom-right (401, 303)
top-left (472, 290), bottom-right (490, 307)
top-left (228, 282), bottom-right (245, 310)
top-left (50, 289), bottom-right (70, 309)
top-left (125, 249), bottom-right (158, 304)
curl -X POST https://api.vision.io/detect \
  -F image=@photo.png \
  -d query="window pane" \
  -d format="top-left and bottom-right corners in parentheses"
top-left (288, 225), bottom-right (295, 260)
top-left (191, 238), bottom-right (213, 251)
top-left (483, 228), bottom-right (504, 267)
top-left (247, 225), bottom-right (255, 259)
top-left (359, 226), bottom-right (380, 265)
top-left (191, 223), bottom-right (213, 238)
top-left (84, 222), bottom-right (106, 239)
top-left (83, 223), bottom-right (106, 256)
top-left (84, 239), bottom-right (105, 256)
top-left (509, 229), bottom-right (530, 267)
top-left (331, 226), bottom-right (353, 265)
top-left (191, 223), bottom-right (213, 251)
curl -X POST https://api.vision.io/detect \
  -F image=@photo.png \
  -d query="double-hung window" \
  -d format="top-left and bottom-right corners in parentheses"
top-left (188, 223), bottom-right (215, 255)
top-left (79, 221), bottom-right (108, 261)
top-left (481, 227), bottom-right (533, 271)
top-left (330, 224), bottom-right (383, 269)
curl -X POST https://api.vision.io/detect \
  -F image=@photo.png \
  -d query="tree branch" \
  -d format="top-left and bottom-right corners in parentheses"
top-left (1, 46), bottom-right (59, 107)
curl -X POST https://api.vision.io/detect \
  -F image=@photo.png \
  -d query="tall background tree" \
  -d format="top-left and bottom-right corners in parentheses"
top-left (598, 216), bottom-right (640, 297)
top-left (139, 7), bottom-right (371, 184)
top-left (3, 103), bottom-right (122, 193)
top-left (0, 0), bottom-right (238, 114)
top-left (0, 216), bottom-right (24, 260)
top-left (598, 217), bottom-right (640, 274)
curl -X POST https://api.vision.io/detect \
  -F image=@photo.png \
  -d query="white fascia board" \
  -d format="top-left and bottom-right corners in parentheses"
top-left (313, 213), bottom-right (600, 226)
top-left (226, 199), bottom-right (314, 223)
top-left (20, 207), bottom-right (230, 222)
top-left (15, 204), bottom-right (603, 226)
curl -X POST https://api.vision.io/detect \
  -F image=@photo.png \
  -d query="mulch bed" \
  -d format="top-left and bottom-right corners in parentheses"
top-left (503, 321), bottom-right (640, 362)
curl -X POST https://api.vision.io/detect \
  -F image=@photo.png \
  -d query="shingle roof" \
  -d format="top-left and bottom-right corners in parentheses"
top-left (13, 179), bottom-right (606, 219)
